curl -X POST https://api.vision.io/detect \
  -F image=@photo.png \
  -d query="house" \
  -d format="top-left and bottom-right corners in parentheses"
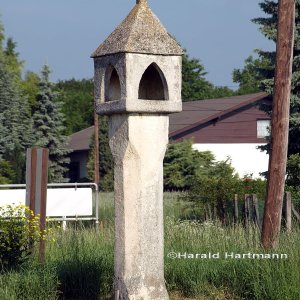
top-left (169, 92), bottom-right (271, 177)
top-left (67, 92), bottom-right (271, 181)
top-left (68, 126), bottom-right (94, 182)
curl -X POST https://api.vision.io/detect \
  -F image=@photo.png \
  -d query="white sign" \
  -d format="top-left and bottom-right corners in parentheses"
top-left (0, 188), bottom-right (93, 217)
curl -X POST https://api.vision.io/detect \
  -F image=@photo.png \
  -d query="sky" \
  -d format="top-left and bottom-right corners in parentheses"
top-left (0, 0), bottom-right (275, 88)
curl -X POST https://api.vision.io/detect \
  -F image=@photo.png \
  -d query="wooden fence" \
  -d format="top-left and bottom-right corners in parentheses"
top-left (233, 192), bottom-right (299, 230)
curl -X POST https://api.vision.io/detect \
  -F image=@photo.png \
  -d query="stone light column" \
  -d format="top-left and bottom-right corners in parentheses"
top-left (91, 1), bottom-right (183, 299)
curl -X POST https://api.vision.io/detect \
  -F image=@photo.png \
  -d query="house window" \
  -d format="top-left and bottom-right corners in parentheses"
top-left (257, 120), bottom-right (271, 138)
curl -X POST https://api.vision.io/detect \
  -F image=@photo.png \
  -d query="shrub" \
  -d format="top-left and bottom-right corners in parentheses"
top-left (0, 204), bottom-right (41, 270)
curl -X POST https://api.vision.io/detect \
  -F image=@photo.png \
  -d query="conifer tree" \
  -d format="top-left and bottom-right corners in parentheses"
top-left (234, 1), bottom-right (300, 184)
top-left (0, 56), bottom-right (33, 158)
top-left (0, 20), bottom-right (33, 183)
top-left (32, 65), bottom-right (70, 183)
top-left (254, 0), bottom-right (300, 179)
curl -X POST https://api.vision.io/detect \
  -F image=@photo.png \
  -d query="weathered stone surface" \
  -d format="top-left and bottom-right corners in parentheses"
top-left (109, 114), bottom-right (169, 300)
top-left (92, 1), bottom-right (182, 299)
top-left (94, 53), bottom-right (182, 115)
top-left (91, 0), bottom-right (183, 58)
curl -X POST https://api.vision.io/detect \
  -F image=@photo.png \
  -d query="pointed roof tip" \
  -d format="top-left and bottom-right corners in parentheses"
top-left (91, 1), bottom-right (183, 58)
top-left (136, 0), bottom-right (147, 4)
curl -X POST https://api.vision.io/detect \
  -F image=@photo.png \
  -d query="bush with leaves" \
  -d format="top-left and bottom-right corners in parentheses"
top-left (163, 140), bottom-right (214, 191)
top-left (0, 160), bottom-right (16, 184)
top-left (0, 204), bottom-right (42, 270)
top-left (237, 174), bottom-right (267, 201)
top-left (184, 158), bottom-right (240, 223)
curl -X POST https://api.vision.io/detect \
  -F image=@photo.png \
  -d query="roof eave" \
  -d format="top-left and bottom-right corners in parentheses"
top-left (169, 92), bottom-right (270, 138)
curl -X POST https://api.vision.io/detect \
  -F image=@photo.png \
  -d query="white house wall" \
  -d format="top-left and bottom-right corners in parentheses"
top-left (192, 143), bottom-right (269, 178)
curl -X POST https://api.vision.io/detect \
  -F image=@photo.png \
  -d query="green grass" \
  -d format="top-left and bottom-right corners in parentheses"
top-left (1, 193), bottom-right (300, 299)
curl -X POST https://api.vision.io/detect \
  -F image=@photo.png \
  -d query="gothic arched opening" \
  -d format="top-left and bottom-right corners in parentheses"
top-left (138, 63), bottom-right (168, 100)
top-left (105, 66), bottom-right (121, 102)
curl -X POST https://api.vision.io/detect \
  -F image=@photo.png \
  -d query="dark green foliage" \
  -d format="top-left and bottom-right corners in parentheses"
top-left (56, 79), bottom-right (94, 135)
top-left (0, 63), bottom-right (32, 178)
top-left (182, 52), bottom-right (214, 101)
top-left (0, 160), bottom-right (16, 184)
top-left (233, 54), bottom-right (271, 94)
top-left (286, 154), bottom-right (300, 187)
top-left (22, 71), bottom-right (40, 113)
top-left (87, 116), bottom-right (114, 191)
top-left (32, 65), bottom-right (70, 183)
top-left (238, 175), bottom-right (267, 201)
top-left (185, 158), bottom-right (240, 222)
top-left (182, 51), bottom-right (235, 101)
top-left (0, 29), bottom-right (33, 185)
top-left (0, 205), bottom-right (41, 270)
top-left (3, 37), bottom-right (24, 84)
top-left (0, 58), bottom-right (33, 157)
top-left (235, 1), bottom-right (300, 186)
top-left (3, 143), bottom-right (26, 184)
top-left (163, 140), bottom-right (214, 191)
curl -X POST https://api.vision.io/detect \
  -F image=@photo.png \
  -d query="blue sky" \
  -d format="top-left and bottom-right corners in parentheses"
top-left (0, 0), bottom-right (274, 88)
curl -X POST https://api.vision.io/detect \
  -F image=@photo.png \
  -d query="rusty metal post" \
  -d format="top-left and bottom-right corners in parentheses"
top-left (261, 0), bottom-right (295, 249)
top-left (25, 148), bottom-right (49, 264)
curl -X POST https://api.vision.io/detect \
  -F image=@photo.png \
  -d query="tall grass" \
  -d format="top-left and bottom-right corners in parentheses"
top-left (165, 218), bottom-right (300, 299)
top-left (0, 193), bottom-right (299, 299)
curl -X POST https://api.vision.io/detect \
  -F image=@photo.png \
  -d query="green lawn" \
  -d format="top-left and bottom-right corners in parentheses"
top-left (0, 193), bottom-right (300, 300)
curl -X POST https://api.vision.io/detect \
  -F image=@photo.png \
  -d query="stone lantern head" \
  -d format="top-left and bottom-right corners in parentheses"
top-left (91, 0), bottom-right (183, 115)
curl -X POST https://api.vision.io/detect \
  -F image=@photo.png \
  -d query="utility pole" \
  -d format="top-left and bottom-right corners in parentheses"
top-left (261, 0), bottom-right (295, 249)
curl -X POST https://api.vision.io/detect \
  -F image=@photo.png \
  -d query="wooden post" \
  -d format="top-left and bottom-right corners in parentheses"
top-left (285, 192), bottom-right (292, 232)
top-left (261, 0), bottom-right (295, 249)
top-left (252, 194), bottom-right (260, 227)
top-left (292, 203), bottom-right (300, 222)
top-left (25, 148), bottom-right (49, 264)
top-left (94, 111), bottom-right (100, 186)
top-left (244, 194), bottom-right (251, 228)
top-left (234, 194), bottom-right (239, 224)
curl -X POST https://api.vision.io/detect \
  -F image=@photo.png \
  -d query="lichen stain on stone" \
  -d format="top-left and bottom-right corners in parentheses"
top-left (91, 0), bottom-right (183, 58)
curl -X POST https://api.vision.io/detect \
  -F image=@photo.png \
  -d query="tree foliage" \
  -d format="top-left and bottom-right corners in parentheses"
top-left (87, 116), bottom-right (114, 191)
top-left (163, 140), bottom-right (214, 190)
top-left (185, 157), bottom-right (240, 222)
top-left (182, 51), bottom-right (234, 101)
top-left (32, 65), bottom-right (70, 183)
top-left (0, 22), bottom-right (33, 183)
top-left (56, 79), bottom-right (94, 135)
top-left (0, 160), bottom-right (16, 184)
top-left (233, 54), bottom-right (271, 95)
top-left (234, 0), bottom-right (300, 186)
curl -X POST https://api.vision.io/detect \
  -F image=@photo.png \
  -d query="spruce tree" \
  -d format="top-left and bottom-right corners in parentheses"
top-left (32, 65), bottom-right (70, 183)
top-left (0, 55), bottom-right (33, 158)
top-left (253, 0), bottom-right (300, 181)
top-left (0, 22), bottom-right (33, 183)
top-left (234, 1), bottom-right (300, 184)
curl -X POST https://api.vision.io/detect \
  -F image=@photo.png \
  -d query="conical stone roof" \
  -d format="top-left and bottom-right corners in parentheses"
top-left (91, 0), bottom-right (183, 58)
